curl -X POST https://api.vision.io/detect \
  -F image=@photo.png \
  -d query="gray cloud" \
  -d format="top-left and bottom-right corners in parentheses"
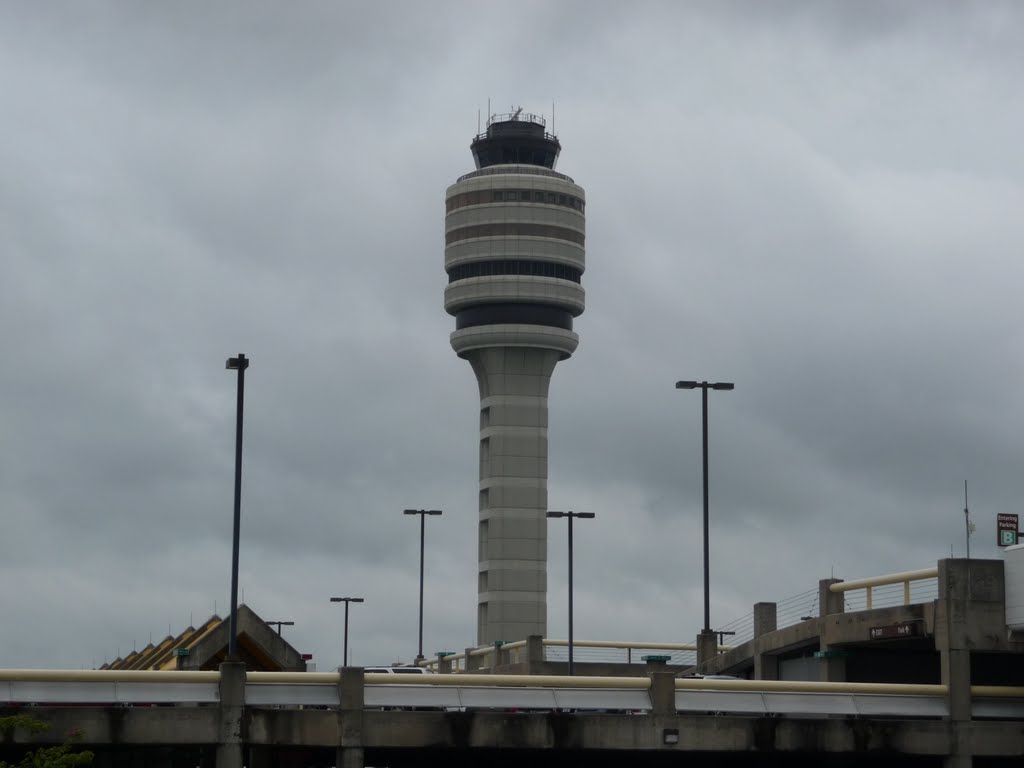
top-left (1, 1), bottom-right (1022, 670)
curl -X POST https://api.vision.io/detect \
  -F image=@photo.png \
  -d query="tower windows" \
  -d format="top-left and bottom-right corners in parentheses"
top-left (446, 223), bottom-right (584, 246)
top-left (446, 189), bottom-right (585, 214)
top-left (447, 259), bottom-right (582, 284)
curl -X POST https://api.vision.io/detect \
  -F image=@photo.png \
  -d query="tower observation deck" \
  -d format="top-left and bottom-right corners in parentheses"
top-left (444, 109), bottom-right (585, 644)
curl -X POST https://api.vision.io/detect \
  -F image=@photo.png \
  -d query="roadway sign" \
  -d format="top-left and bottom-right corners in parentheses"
top-left (997, 513), bottom-right (1018, 547)
top-left (869, 622), bottom-right (920, 640)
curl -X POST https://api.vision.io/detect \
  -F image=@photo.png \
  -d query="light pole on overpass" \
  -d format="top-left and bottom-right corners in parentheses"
top-left (546, 510), bottom-right (595, 676)
top-left (675, 380), bottom-right (734, 636)
top-left (330, 597), bottom-right (364, 667)
top-left (403, 509), bottom-right (443, 662)
top-left (225, 353), bottom-right (250, 661)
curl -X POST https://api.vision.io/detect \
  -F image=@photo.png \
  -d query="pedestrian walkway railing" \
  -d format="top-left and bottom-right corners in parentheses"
top-left (423, 639), bottom-right (734, 671)
top-left (831, 567), bottom-right (939, 611)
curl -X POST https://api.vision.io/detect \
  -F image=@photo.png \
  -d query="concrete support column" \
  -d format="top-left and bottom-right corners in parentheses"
top-left (649, 671), bottom-right (676, 716)
top-left (215, 661), bottom-right (246, 768)
top-left (696, 629), bottom-right (718, 671)
top-left (436, 652), bottom-right (453, 674)
top-left (336, 667), bottom-right (364, 768)
top-left (936, 558), bottom-right (1007, 767)
top-left (526, 634), bottom-right (544, 674)
top-left (753, 602), bottom-right (777, 637)
top-left (816, 579), bottom-right (847, 683)
top-left (819, 578), bottom-right (844, 617)
top-left (752, 602), bottom-right (779, 680)
top-left (491, 641), bottom-right (507, 671)
top-left (465, 646), bottom-right (481, 672)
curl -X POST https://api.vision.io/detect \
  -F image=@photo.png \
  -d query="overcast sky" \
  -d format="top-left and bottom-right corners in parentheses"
top-left (2, 1), bottom-right (1023, 670)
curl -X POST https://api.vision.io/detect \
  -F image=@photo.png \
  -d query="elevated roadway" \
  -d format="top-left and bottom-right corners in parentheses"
top-left (3, 667), bottom-right (1024, 767)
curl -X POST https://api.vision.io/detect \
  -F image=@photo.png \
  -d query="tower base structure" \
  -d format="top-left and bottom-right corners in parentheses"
top-left (453, 326), bottom-right (577, 645)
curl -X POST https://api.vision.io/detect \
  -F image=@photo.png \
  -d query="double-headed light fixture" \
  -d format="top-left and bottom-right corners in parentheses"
top-left (330, 596), bottom-right (364, 667)
top-left (403, 509), bottom-right (443, 661)
top-left (546, 510), bottom-right (595, 676)
top-left (675, 380), bottom-right (734, 636)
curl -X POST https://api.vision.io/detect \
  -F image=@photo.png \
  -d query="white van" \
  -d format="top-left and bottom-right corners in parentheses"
top-left (364, 666), bottom-right (433, 675)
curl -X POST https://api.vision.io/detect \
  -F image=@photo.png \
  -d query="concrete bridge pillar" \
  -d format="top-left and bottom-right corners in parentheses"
top-left (937, 558), bottom-right (1005, 767)
top-left (818, 578), bottom-right (844, 616)
top-left (649, 671), bottom-right (676, 715)
top-left (817, 579), bottom-right (847, 683)
top-left (753, 602), bottom-right (778, 680)
top-left (337, 667), bottom-right (365, 768)
top-left (526, 634), bottom-right (544, 674)
top-left (215, 661), bottom-right (246, 768)
top-left (696, 629), bottom-right (717, 671)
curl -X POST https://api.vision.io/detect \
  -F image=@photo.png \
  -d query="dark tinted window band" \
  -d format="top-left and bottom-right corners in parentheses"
top-left (446, 223), bottom-right (584, 247)
top-left (446, 188), bottom-right (585, 213)
top-left (455, 303), bottom-right (574, 331)
top-left (447, 260), bottom-right (582, 284)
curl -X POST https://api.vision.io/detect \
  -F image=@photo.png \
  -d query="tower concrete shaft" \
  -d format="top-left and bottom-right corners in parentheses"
top-left (444, 109), bottom-right (585, 644)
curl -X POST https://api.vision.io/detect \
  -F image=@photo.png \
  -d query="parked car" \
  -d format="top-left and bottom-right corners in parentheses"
top-left (364, 666), bottom-right (433, 674)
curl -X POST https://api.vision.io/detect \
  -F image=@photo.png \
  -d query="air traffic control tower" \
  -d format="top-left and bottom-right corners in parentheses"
top-left (444, 109), bottom-right (585, 644)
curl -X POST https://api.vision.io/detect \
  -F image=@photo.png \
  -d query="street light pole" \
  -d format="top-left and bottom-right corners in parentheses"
top-left (330, 597), bottom-right (364, 667)
top-left (225, 353), bottom-right (250, 660)
top-left (675, 380), bottom-right (734, 634)
top-left (547, 510), bottom-right (595, 676)
top-left (403, 509), bottom-right (443, 661)
top-left (267, 621), bottom-right (294, 636)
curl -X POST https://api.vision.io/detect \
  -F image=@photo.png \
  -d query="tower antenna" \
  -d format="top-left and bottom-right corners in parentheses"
top-left (552, 100), bottom-right (556, 135)
top-left (964, 480), bottom-right (972, 560)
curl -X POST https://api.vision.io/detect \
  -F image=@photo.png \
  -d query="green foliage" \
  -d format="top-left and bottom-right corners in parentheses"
top-left (0, 715), bottom-right (93, 768)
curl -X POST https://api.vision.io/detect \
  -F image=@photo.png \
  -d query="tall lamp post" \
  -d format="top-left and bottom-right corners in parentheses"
top-left (546, 510), bottom-right (595, 676)
top-left (675, 380), bottom-right (734, 636)
top-left (403, 509), bottom-right (442, 661)
top-left (330, 596), bottom-right (364, 667)
top-left (225, 353), bottom-right (249, 660)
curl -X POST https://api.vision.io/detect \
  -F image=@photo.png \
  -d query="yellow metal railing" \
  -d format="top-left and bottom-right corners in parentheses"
top-left (829, 567), bottom-right (939, 610)
top-left (4, 668), bottom-right (1024, 701)
top-left (419, 639), bottom-right (733, 671)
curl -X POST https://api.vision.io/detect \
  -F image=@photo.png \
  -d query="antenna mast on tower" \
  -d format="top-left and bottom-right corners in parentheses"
top-left (964, 480), bottom-right (974, 559)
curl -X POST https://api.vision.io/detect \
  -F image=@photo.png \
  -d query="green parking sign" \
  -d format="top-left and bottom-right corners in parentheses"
top-left (998, 513), bottom-right (1019, 547)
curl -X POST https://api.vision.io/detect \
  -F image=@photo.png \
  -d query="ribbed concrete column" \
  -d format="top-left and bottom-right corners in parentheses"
top-left (215, 661), bottom-right (246, 768)
top-left (466, 346), bottom-right (563, 644)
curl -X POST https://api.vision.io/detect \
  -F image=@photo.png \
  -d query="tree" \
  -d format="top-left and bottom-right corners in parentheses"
top-left (0, 715), bottom-right (93, 768)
